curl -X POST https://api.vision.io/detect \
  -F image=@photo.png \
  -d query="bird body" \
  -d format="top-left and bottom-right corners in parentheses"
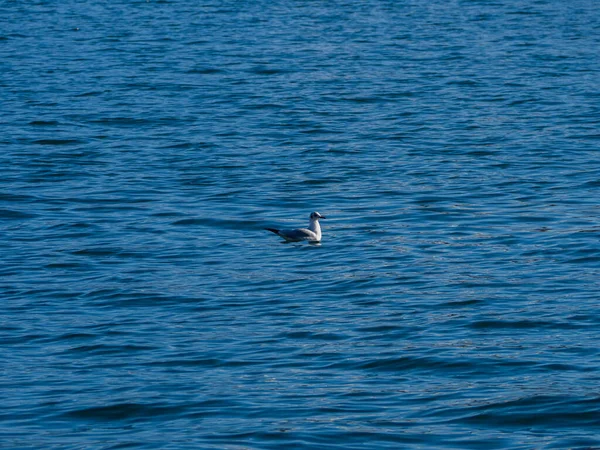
top-left (266, 212), bottom-right (326, 242)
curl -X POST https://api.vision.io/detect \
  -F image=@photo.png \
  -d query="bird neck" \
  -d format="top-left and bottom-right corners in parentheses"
top-left (308, 219), bottom-right (321, 236)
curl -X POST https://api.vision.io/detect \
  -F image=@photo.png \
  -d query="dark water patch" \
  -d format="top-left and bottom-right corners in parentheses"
top-left (65, 343), bottom-right (156, 356)
top-left (143, 358), bottom-right (222, 368)
top-left (565, 255), bottom-right (600, 264)
top-left (0, 334), bottom-right (46, 345)
top-left (71, 247), bottom-right (125, 257)
top-left (74, 90), bottom-right (105, 97)
top-left (248, 66), bottom-right (288, 76)
top-left (0, 192), bottom-right (39, 202)
top-left (536, 363), bottom-right (587, 372)
top-left (356, 324), bottom-right (403, 333)
top-left (150, 211), bottom-right (186, 218)
top-left (53, 332), bottom-right (96, 342)
top-left (80, 290), bottom-right (206, 309)
top-left (48, 221), bottom-right (97, 230)
top-left (28, 120), bottom-right (60, 126)
top-left (446, 79), bottom-right (480, 87)
top-left (160, 142), bottom-right (194, 149)
top-left (341, 96), bottom-right (388, 104)
top-left (65, 195), bottom-right (154, 205)
top-left (102, 442), bottom-right (146, 450)
top-left (71, 205), bottom-right (148, 214)
top-left (0, 208), bottom-right (37, 219)
top-left (62, 402), bottom-right (183, 422)
top-left (466, 150), bottom-right (495, 157)
top-left (45, 262), bottom-right (92, 269)
top-left (439, 299), bottom-right (484, 308)
top-left (469, 319), bottom-right (579, 330)
top-left (187, 67), bottom-right (224, 74)
top-left (302, 177), bottom-right (343, 185)
top-left (31, 139), bottom-right (85, 146)
top-left (90, 117), bottom-right (155, 126)
top-left (450, 395), bottom-right (600, 429)
top-left (278, 331), bottom-right (348, 341)
top-left (357, 356), bottom-right (476, 373)
top-left (171, 216), bottom-right (261, 230)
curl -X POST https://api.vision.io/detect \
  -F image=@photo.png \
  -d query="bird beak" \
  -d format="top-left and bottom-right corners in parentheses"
top-left (320, 216), bottom-right (327, 219)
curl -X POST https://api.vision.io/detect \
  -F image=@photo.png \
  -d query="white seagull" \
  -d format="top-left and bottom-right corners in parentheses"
top-left (266, 211), bottom-right (327, 242)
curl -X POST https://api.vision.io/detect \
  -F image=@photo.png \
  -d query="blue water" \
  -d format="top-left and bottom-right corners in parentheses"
top-left (2, 1), bottom-right (600, 448)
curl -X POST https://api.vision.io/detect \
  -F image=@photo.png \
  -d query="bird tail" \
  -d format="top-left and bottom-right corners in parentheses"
top-left (265, 228), bottom-right (280, 235)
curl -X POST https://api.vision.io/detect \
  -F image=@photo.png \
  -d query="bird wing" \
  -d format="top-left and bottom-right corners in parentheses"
top-left (278, 228), bottom-right (318, 241)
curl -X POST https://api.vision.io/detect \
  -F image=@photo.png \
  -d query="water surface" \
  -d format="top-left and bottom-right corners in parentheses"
top-left (1, 0), bottom-right (600, 448)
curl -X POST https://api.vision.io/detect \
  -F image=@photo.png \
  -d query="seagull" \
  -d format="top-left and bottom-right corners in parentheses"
top-left (265, 211), bottom-right (327, 242)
